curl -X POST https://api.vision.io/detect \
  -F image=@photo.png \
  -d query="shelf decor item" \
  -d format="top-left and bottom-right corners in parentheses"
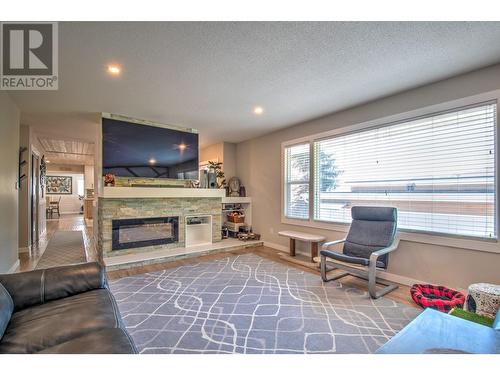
top-left (40, 156), bottom-right (47, 197)
top-left (466, 283), bottom-right (500, 319)
top-left (239, 185), bottom-right (246, 197)
top-left (228, 176), bottom-right (241, 197)
top-left (227, 211), bottom-right (245, 223)
top-left (46, 176), bottom-right (73, 195)
top-left (104, 173), bottom-right (115, 187)
top-left (207, 160), bottom-right (226, 189)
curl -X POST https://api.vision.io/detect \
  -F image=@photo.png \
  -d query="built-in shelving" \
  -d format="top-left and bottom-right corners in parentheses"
top-left (185, 215), bottom-right (212, 247)
top-left (221, 196), bottom-right (252, 237)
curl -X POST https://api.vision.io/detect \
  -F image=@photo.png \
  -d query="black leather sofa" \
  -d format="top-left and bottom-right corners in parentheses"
top-left (0, 262), bottom-right (137, 354)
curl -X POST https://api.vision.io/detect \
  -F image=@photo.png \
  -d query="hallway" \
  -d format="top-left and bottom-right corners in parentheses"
top-left (19, 214), bottom-right (98, 271)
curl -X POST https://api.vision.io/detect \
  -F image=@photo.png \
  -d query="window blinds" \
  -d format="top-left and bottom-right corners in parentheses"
top-left (313, 102), bottom-right (496, 239)
top-left (284, 143), bottom-right (310, 219)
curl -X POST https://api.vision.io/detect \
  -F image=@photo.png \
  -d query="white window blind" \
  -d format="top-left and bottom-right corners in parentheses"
top-left (313, 102), bottom-right (497, 239)
top-left (284, 143), bottom-right (310, 219)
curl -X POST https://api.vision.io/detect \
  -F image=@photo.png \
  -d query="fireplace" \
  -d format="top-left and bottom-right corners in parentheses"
top-left (112, 216), bottom-right (179, 251)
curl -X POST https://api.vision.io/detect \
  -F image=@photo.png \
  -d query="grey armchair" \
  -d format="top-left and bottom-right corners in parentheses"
top-left (320, 206), bottom-right (399, 299)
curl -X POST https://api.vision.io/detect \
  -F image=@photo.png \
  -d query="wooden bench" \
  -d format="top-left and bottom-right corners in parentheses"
top-left (278, 230), bottom-right (326, 262)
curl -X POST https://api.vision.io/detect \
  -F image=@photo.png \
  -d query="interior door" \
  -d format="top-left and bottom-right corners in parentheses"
top-left (31, 153), bottom-right (40, 246)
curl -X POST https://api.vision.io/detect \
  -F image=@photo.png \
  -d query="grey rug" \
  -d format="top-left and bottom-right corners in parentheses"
top-left (109, 253), bottom-right (420, 354)
top-left (35, 230), bottom-right (86, 269)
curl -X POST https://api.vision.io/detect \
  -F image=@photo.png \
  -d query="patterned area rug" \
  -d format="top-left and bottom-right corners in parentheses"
top-left (109, 253), bottom-right (420, 354)
top-left (35, 230), bottom-right (86, 269)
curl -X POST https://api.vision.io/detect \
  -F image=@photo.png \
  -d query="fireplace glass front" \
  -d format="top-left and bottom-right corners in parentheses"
top-left (112, 216), bottom-right (179, 250)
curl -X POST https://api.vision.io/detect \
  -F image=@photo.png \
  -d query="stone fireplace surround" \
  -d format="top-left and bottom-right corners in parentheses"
top-left (97, 188), bottom-right (224, 258)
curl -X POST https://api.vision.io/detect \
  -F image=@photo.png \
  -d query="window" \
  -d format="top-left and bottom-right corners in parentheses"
top-left (284, 143), bottom-right (310, 219)
top-left (77, 177), bottom-right (85, 196)
top-left (285, 101), bottom-right (497, 239)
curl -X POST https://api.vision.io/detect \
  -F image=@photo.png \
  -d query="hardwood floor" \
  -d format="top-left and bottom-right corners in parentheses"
top-left (107, 245), bottom-right (420, 309)
top-left (19, 213), bottom-right (98, 272)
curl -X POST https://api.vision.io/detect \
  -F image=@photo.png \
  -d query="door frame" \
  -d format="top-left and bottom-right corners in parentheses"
top-left (30, 152), bottom-right (40, 246)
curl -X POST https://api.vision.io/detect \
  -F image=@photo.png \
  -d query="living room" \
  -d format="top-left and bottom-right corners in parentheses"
top-left (1, 2), bottom-right (500, 373)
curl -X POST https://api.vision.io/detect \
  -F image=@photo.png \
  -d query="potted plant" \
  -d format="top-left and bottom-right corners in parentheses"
top-left (207, 161), bottom-right (226, 189)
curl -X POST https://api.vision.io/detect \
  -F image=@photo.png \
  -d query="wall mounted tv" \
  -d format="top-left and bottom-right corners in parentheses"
top-left (102, 117), bottom-right (199, 180)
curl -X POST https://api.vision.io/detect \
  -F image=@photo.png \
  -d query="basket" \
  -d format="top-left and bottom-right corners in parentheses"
top-left (227, 214), bottom-right (245, 223)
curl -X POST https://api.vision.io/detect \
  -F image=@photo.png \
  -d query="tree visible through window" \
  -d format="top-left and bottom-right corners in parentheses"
top-left (284, 144), bottom-right (310, 219)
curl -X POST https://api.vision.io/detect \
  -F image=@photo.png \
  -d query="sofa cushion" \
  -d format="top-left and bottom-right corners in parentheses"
top-left (0, 283), bottom-right (14, 339)
top-left (0, 262), bottom-right (107, 312)
top-left (37, 328), bottom-right (137, 354)
top-left (0, 289), bottom-right (123, 354)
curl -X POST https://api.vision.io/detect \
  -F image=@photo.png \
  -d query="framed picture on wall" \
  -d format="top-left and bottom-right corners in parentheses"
top-left (46, 176), bottom-right (72, 194)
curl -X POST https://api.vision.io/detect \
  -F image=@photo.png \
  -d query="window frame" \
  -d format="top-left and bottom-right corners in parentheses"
top-left (283, 142), bottom-right (312, 220)
top-left (281, 90), bottom-right (500, 254)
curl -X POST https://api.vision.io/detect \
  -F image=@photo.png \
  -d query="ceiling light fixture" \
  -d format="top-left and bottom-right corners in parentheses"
top-left (253, 106), bottom-right (264, 115)
top-left (107, 64), bottom-right (121, 76)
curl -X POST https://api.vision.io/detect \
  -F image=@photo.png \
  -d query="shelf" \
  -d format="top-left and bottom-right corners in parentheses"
top-left (102, 187), bottom-right (226, 199)
top-left (221, 197), bottom-right (251, 204)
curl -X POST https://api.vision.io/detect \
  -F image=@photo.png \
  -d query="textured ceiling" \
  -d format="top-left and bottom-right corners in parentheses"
top-left (9, 22), bottom-right (500, 147)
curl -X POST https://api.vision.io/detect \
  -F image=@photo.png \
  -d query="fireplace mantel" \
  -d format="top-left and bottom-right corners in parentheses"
top-left (102, 187), bottom-right (226, 199)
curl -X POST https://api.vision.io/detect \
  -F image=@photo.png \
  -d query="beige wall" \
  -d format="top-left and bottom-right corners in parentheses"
top-left (222, 142), bottom-right (237, 180)
top-left (200, 141), bottom-right (238, 180)
top-left (200, 142), bottom-right (224, 164)
top-left (84, 164), bottom-right (94, 190)
top-left (18, 126), bottom-right (47, 249)
top-left (46, 171), bottom-right (85, 214)
top-left (0, 93), bottom-right (20, 273)
top-left (18, 124), bottom-right (30, 250)
top-left (236, 63), bottom-right (500, 290)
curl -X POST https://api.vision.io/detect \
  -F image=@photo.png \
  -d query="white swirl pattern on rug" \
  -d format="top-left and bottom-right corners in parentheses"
top-left (109, 253), bottom-right (420, 354)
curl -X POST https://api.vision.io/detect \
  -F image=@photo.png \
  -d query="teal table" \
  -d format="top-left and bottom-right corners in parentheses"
top-left (376, 308), bottom-right (500, 354)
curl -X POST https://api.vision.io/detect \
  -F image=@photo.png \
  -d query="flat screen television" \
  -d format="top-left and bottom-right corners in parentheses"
top-left (102, 118), bottom-right (199, 180)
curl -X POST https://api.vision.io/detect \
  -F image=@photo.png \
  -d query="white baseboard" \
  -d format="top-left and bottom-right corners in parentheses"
top-left (18, 245), bottom-right (31, 254)
top-left (7, 259), bottom-right (20, 273)
top-left (262, 241), bottom-right (463, 291)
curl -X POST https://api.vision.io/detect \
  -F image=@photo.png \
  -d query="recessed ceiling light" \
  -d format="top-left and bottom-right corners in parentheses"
top-left (107, 64), bottom-right (121, 76)
top-left (253, 106), bottom-right (264, 115)
top-left (149, 158), bottom-right (156, 164)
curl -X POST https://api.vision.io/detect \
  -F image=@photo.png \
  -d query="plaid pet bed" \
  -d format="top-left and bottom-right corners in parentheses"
top-left (410, 284), bottom-right (465, 312)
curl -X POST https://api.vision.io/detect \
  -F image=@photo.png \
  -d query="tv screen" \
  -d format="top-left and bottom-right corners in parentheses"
top-left (102, 118), bottom-right (199, 180)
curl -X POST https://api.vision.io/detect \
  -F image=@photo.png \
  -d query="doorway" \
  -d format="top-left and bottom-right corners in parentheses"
top-left (30, 153), bottom-right (40, 247)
